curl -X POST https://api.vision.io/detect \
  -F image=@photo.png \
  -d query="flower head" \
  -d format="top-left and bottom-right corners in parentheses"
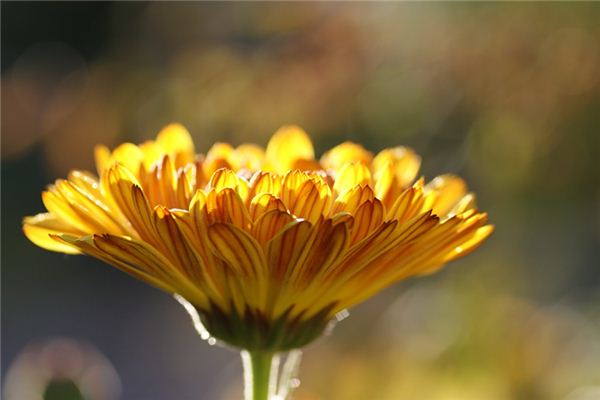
top-left (23, 124), bottom-right (493, 351)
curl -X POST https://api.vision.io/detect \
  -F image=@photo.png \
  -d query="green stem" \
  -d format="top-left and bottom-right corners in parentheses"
top-left (241, 350), bottom-right (278, 400)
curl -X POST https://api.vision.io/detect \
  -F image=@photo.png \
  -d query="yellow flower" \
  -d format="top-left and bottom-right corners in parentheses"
top-left (23, 124), bottom-right (493, 351)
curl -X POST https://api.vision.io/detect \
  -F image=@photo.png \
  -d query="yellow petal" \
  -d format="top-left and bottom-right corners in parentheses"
top-left (281, 171), bottom-right (332, 223)
top-left (59, 180), bottom-right (126, 233)
top-left (333, 162), bottom-right (372, 195)
top-left (349, 199), bottom-right (385, 245)
top-left (208, 168), bottom-right (237, 190)
top-left (248, 172), bottom-right (283, 203)
top-left (156, 123), bottom-right (195, 157)
top-left (60, 233), bottom-right (208, 307)
top-left (152, 207), bottom-right (203, 280)
top-left (321, 142), bottom-right (372, 171)
top-left (265, 125), bottom-right (315, 173)
top-left (332, 185), bottom-right (375, 215)
top-left (425, 174), bottom-right (468, 217)
top-left (67, 170), bottom-right (102, 199)
top-left (249, 193), bottom-right (288, 222)
top-left (57, 234), bottom-right (180, 294)
top-left (236, 144), bottom-right (265, 171)
top-left (94, 145), bottom-right (111, 175)
top-left (110, 143), bottom-right (145, 175)
top-left (442, 224), bottom-right (494, 264)
top-left (386, 186), bottom-right (425, 223)
top-left (208, 223), bottom-right (266, 274)
top-left (42, 186), bottom-right (95, 233)
top-left (22, 213), bottom-right (83, 254)
top-left (138, 141), bottom-right (164, 170)
top-left (252, 209), bottom-right (295, 247)
top-left (104, 165), bottom-right (155, 241)
top-left (288, 218), bottom-right (350, 288)
top-left (205, 188), bottom-right (252, 230)
top-left (373, 147), bottom-right (421, 188)
top-left (270, 218), bottom-right (350, 317)
top-left (266, 219), bottom-right (313, 282)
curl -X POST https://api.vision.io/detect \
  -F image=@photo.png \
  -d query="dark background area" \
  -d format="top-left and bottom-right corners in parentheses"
top-left (2, 3), bottom-right (600, 399)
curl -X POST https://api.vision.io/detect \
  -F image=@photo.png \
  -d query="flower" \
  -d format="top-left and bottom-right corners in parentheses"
top-left (23, 124), bottom-right (493, 351)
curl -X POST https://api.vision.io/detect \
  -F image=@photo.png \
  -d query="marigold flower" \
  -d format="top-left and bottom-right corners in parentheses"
top-left (23, 124), bottom-right (493, 352)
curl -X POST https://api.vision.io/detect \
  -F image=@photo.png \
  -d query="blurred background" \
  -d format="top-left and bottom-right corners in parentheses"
top-left (2, 3), bottom-right (600, 399)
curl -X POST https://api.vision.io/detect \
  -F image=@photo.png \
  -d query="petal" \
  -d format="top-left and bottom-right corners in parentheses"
top-left (204, 143), bottom-right (235, 176)
top-left (248, 172), bottom-right (283, 203)
top-left (333, 162), bottom-right (372, 195)
top-left (22, 213), bottom-right (83, 254)
top-left (235, 144), bottom-right (265, 171)
top-left (265, 126), bottom-right (315, 173)
top-left (138, 141), bottom-right (164, 170)
top-left (94, 145), bottom-right (111, 175)
top-left (207, 223), bottom-right (266, 278)
top-left (281, 171), bottom-right (332, 223)
top-left (152, 207), bottom-right (204, 281)
top-left (373, 147), bottom-right (421, 188)
top-left (287, 218), bottom-right (350, 287)
top-left (349, 199), bottom-right (385, 245)
top-left (42, 185), bottom-right (95, 233)
top-left (441, 224), bottom-right (494, 264)
top-left (207, 168), bottom-right (249, 200)
top-left (249, 193), bottom-right (287, 222)
top-left (57, 179), bottom-right (126, 234)
top-left (104, 165), bottom-right (155, 241)
top-left (252, 209), bottom-right (295, 247)
top-left (205, 188), bottom-right (252, 230)
top-left (331, 185), bottom-right (375, 215)
top-left (327, 212), bottom-right (438, 283)
top-left (274, 219), bottom-right (350, 317)
top-left (206, 223), bottom-right (267, 310)
top-left (424, 175), bottom-right (468, 217)
top-left (156, 123), bottom-right (195, 157)
top-left (386, 185), bottom-right (426, 223)
top-left (266, 219), bottom-right (313, 282)
top-left (67, 170), bottom-right (102, 199)
top-left (109, 143), bottom-right (145, 175)
top-left (321, 142), bottom-right (372, 171)
top-left (58, 233), bottom-right (208, 308)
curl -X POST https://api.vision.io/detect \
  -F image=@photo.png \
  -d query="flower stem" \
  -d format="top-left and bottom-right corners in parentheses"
top-left (242, 350), bottom-right (278, 400)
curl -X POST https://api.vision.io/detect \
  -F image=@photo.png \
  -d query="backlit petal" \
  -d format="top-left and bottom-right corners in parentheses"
top-left (265, 125), bottom-right (314, 173)
top-left (23, 213), bottom-right (83, 254)
top-left (321, 142), bottom-right (372, 171)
